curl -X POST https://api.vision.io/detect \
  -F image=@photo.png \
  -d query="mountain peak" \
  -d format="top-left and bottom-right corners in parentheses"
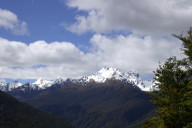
top-left (98, 67), bottom-right (121, 79)
top-left (33, 78), bottom-right (53, 89)
top-left (53, 77), bottom-right (65, 84)
top-left (79, 67), bottom-right (139, 84)
top-left (76, 67), bottom-right (155, 91)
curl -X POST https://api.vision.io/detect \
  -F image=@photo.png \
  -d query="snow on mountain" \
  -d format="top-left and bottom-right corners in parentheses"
top-left (78, 67), bottom-right (154, 91)
top-left (32, 78), bottom-right (53, 89)
top-left (0, 78), bottom-right (63, 92)
top-left (140, 80), bottom-right (156, 91)
top-left (0, 81), bottom-right (22, 91)
top-left (80, 67), bottom-right (123, 83)
top-left (0, 83), bottom-right (7, 91)
top-left (53, 77), bottom-right (65, 84)
top-left (30, 77), bottom-right (66, 90)
top-left (9, 81), bottom-right (22, 90)
top-left (0, 67), bottom-right (155, 92)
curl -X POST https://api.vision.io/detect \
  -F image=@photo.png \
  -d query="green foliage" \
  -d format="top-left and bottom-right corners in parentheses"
top-left (141, 117), bottom-right (165, 128)
top-left (143, 28), bottom-right (192, 128)
top-left (151, 57), bottom-right (192, 127)
top-left (173, 28), bottom-right (192, 61)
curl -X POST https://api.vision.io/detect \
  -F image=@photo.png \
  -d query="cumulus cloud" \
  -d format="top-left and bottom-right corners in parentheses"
top-left (0, 8), bottom-right (28, 35)
top-left (0, 37), bottom-right (98, 79)
top-left (90, 34), bottom-right (183, 77)
top-left (0, 38), bottom-right (90, 66)
top-left (66, 0), bottom-right (192, 35)
top-left (0, 35), bottom-right (183, 80)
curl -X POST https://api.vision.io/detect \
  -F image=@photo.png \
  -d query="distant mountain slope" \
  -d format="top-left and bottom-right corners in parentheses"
top-left (23, 80), bottom-right (156, 128)
top-left (0, 90), bottom-right (74, 128)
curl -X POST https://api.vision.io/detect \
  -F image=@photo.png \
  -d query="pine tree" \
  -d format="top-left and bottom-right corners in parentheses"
top-left (142, 28), bottom-right (192, 128)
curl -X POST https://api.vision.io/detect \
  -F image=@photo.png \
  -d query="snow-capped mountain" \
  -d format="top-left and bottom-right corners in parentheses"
top-left (0, 79), bottom-right (54, 91)
top-left (32, 78), bottom-right (54, 89)
top-left (24, 77), bottom-right (65, 90)
top-left (0, 81), bottom-right (22, 91)
top-left (77, 67), bottom-right (154, 91)
top-left (0, 83), bottom-right (6, 91)
top-left (0, 67), bottom-right (155, 92)
top-left (80, 67), bottom-right (140, 83)
top-left (53, 77), bottom-right (65, 84)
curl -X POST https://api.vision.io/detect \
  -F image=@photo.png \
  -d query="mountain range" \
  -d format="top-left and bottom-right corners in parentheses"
top-left (0, 67), bottom-right (157, 128)
top-left (0, 67), bottom-right (155, 92)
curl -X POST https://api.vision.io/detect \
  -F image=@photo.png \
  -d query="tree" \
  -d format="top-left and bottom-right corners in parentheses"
top-left (142, 28), bottom-right (192, 128)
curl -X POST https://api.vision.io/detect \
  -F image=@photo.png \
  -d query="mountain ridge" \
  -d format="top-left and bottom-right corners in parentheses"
top-left (0, 67), bottom-right (155, 92)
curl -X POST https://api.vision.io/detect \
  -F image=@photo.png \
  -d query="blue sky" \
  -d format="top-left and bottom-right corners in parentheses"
top-left (0, 0), bottom-right (92, 46)
top-left (0, 0), bottom-right (191, 83)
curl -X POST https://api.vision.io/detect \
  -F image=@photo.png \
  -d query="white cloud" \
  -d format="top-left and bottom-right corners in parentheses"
top-left (0, 38), bottom-right (89, 66)
top-left (89, 34), bottom-right (183, 77)
top-left (66, 0), bottom-right (192, 35)
top-left (0, 35), bottom-right (183, 80)
top-left (0, 1), bottom-right (186, 81)
top-left (0, 65), bottom-right (95, 80)
top-left (0, 37), bottom-right (98, 79)
top-left (0, 8), bottom-right (28, 35)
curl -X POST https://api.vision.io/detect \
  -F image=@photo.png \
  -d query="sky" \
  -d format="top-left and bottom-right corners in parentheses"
top-left (0, 0), bottom-right (191, 83)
